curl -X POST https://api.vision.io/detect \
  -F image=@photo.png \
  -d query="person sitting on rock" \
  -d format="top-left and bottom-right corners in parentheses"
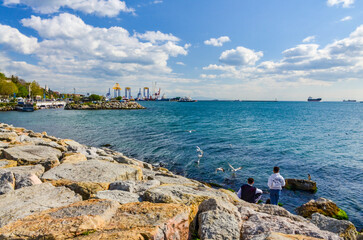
top-left (237, 178), bottom-right (263, 203)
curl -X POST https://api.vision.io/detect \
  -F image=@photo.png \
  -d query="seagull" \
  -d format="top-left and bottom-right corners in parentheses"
top-left (186, 130), bottom-right (196, 133)
top-left (228, 163), bottom-right (242, 172)
top-left (215, 167), bottom-right (225, 172)
top-left (196, 146), bottom-right (204, 165)
top-left (308, 174), bottom-right (311, 181)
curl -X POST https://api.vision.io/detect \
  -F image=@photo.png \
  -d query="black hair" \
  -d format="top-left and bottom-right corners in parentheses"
top-left (273, 166), bottom-right (280, 173)
top-left (247, 178), bottom-right (254, 184)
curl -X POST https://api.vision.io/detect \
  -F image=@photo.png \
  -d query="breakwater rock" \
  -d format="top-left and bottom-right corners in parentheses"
top-left (65, 101), bottom-right (145, 110)
top-left (0, 104), bottom-right (15, 111)
top-left (0, 122), bottom-right (359, 239)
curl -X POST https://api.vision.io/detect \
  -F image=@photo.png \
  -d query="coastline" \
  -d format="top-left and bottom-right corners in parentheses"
top-left (0, 122), bottom-right (359, 239)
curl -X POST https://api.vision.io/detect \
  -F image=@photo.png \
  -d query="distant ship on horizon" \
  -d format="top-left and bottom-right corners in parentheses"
top-left (307, 96), bottom-right (322, 102)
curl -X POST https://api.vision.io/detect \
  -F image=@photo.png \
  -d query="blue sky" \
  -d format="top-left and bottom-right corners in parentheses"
top-left (0, 0), bottom-right (362, 100)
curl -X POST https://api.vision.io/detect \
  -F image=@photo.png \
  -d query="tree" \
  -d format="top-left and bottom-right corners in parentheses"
top-left (0, 72), bottom-right (6, 80)
top-left (30, 81), bottom-right (42, 97)
top-left (89, 94), bottom-right (101, 101)
top-left (17, 85), bottom-right (29, 98)
top-left (0, 80), bottom-right (18, 97)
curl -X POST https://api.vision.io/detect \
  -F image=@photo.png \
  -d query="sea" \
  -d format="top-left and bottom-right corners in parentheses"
top-left (1, 101), bottom-right (362, 228)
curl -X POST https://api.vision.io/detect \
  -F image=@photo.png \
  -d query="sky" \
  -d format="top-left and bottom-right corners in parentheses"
top-left (0, 0), bottom-right (362, 100)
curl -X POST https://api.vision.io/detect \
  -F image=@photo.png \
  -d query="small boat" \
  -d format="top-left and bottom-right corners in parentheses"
top-left (178, 96), bottom-right (197, 102)
top-left (16, 102), bottom-right (35, 112)
top-left (307, 97), bottom-right (322, 102)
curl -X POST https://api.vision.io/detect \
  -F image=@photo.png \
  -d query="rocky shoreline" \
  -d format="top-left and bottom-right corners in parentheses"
top-left (65, 101), bottom-right (145, 110)
top-left (0, 123), bottom-right (360, 240)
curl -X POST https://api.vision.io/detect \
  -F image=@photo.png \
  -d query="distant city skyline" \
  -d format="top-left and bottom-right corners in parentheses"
top-left (0, 0), bottom-right (362, 100)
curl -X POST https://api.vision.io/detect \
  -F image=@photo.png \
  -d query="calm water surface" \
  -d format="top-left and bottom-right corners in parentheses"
top-left (1, 101), bottom-right (362, 228)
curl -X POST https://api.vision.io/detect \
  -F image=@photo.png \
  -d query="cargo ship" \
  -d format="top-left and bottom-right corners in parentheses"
top-left (307, 97), bottom-right (322, 102)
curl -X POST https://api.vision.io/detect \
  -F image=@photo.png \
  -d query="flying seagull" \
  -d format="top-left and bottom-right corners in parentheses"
top-left (196, 146), bottom-right (204, 165)
top-left (228, 163), bottom-right (242, 172)
top-left (215, 167), bottom-right (225, 173)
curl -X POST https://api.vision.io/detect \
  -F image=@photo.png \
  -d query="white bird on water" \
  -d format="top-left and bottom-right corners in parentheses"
top-left (186, 130), bottom-right (196, 133)
top-left (196, 146), bottom-right (204, 165)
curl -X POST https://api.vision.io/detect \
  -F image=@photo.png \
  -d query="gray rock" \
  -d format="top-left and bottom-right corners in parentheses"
top-left (198, 198), bottom-right (241, 220)
top-left (0, 183), bottom-right (82, 227)
top-left (0, 142), bottom-right (9, 148)
top-left (0, 170), bottom-right (15, 195)
top-left (143, 184), bottom-right (231, 206)
top-left (198, 210), bottom-right (241, 240)
top-left (15, 135), bottom-right (31, 143)
top-left (41, 160), bottom-right (142, 183)
top-left (311, 213), bottom-right (357, 240)
top-left (6, 164), bottom-right (45, 177)
top-left (36, 140), bottom-right (67, 152)
top-left (256, 204), bottom-right (304, 222)
top-left (285, 178), bottom-right (317, 192)
top-left (14, 173), bottom-right (42, 189)
top-left (0, 132), bottom-right (17, 141)
top-left (63, 139), bottom-right (86, 152)
top-left (154, 172), bottom-right (200, 186)
top-left (0, 159), bottom-right (15, 168)
top-left (240, 209), bottom-right (341, 240)
top-left (2, 145), bottom-right (61, 170)
top-left (109, 180), bottom-right (160, 193)
top-left (95, 190), bottom-right (141, 204)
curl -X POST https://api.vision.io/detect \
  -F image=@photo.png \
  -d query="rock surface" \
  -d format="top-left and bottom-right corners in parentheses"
top-left (285, 178), bottom-right (317, 192)
top-left (109, 179), bottom-right (160, 193)
top-left (5, 164), bottom-right (45, 177)
top-left (311, 213), bottom-right (358, 240)
top-left (95, 190), bottom-right (141, 204)
top-left (0, 169), bottom-right (15, 195)
top-left (42, 160), bottom-right (143, 183)
top-left (2, 145), bottom-right (61, 170)
top-left (0, 159), bottom-right (17, 168)
top-left (296, 197), bottom-right (348, 220)
top-left (0, 183), bottom-right (82, 227)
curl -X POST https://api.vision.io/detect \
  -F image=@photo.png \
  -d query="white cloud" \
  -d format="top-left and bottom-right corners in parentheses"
top-left (219, 46), bottom-right (263, 66)
top-left (176, 62), bottom-right (185, 66)
top-left (302, 36), bottom-right (316, 43)
top-left (0, 24), bottom-right (38, 54)
top-left (327, 0), bottom-right (354, 8)
top-left (3, 0), bottom-right (134, 17)
top-left (340, 16), bottom-right (352, 22)
top-left (202, 24), bottom-right (363, 90)
top-left (135, 31), bottom-right (180, 43)
top-left (204, 36), bottom-right (230, 47)
top-left (0, 13), bottom-right (191, 92)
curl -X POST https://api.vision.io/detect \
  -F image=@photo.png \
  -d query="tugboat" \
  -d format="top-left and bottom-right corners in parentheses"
top-left (307, 96), bottom-right (322, 102)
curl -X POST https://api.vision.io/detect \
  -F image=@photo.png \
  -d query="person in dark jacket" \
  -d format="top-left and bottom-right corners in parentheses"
top-left (237, 178), bottom-right (263, 203)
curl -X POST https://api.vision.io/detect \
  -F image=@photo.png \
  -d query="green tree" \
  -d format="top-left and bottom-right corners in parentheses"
top-left (0, 72), bottom-right (6, 80)
top-left (89, 94), bottom-right (101, 101)
top-left (17, 85), bottom-right (29, 98)
top-left (30, 81), bottom-right (42, 97)
top-left (0, 80), bottom-right (18, 97)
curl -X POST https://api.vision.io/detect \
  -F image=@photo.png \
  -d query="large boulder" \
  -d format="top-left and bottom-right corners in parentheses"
top-left (198, 210), bottom-right (241, 240)
top-left (311, 213), bottom-right (358, 240)
top-left (6, 164), bottom-right (45, 177)
top-left (0, 183), bottom-right (82, 227)
top-left (95, 190), bottom-right (141, 204)
top-left (0, 132), bottom-right (17, 141)
top-left (109, 179), bottom-right (160, 193)
top-left (239, 205), bottom-right (341, 240)
top-left (285, 179), bottom-right (317, 192)
top-left (42, 160), bottom-right (143, 183)
top-left (259, 232), bottom-right (326, 240)
top-left (296, 198), bottom-right (348, 220)
top-left (197, 198), bottom-right (242, 240)
top-left (60, 152), bottom-right (87, 164)
top-left (2, 145), bottom-right (62, 170)
top-left (0, 199), bottom-right (120, 239)
top-left (0, 159), bottom-right (17, 168)
top-left (75, 202), bottom-right (191, 240)
top-left (0, 170), bottom-right (15, 195)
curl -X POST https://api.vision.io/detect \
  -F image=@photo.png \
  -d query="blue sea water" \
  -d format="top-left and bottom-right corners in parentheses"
top-left (1, 101), bottom-right (362, 228)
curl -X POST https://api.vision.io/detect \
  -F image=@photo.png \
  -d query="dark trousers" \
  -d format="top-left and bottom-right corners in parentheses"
top-left (270, 189), bottom-right (281, 205)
